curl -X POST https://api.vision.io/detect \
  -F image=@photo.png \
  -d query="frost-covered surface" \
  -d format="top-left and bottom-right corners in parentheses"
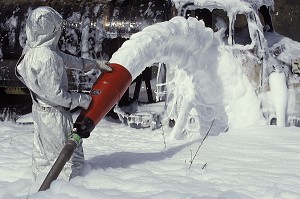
top-left (268, 72), bottom-right (288, 126)
top-left (245, 0), bottom-right (274, 10)
top-left (172, 0), bottom-right (274, 12)
top-left (262, 31), bottom-right (300, 123)
top-left (1, 118), bottom-right (300, 198)
top-left (265, 31), bottom-right (300, 66)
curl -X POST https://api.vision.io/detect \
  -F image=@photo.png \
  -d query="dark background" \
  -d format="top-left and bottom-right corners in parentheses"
top-left (273, 0), bottom-right (300, 42)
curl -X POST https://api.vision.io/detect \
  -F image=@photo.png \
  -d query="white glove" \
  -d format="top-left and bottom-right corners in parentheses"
top-left (70, 93), bottom-right (92, 110)
top-left (82, 58), bottom-right (112, 72)
top-left (82, 58), bottom-right (96, 71)
top-left (78, 94), bottom-right (92, 109)
top-left (95, 60), bottom-right (113, 72)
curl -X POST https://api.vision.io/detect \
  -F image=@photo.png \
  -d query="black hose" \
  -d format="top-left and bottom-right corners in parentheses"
top-left (38, 140), bottom-right (77, 191)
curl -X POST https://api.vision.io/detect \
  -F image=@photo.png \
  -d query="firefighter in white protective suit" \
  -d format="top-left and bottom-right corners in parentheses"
top-left (15, 6), bottom-right (112, 180)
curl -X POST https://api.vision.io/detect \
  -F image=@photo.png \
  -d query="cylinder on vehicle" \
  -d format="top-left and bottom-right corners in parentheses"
top-left (269, 71), bottom-right (288, 127)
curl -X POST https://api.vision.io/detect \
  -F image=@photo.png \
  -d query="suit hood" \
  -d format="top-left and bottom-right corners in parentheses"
top-left (25, 6), bottom-right (63, 50)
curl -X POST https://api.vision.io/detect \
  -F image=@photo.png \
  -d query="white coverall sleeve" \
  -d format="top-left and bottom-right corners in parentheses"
top-left (30, 53), bottom-right (91, 110)
top-left (61, 52), bottom-right (98, 72)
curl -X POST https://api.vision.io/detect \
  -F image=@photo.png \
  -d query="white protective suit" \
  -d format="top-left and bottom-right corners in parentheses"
top-left (16, 6), bottom-right (99, 180)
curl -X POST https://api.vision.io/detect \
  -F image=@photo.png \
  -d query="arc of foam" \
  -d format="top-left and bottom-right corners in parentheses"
top-left (110, 16), bottom-right (228, 138)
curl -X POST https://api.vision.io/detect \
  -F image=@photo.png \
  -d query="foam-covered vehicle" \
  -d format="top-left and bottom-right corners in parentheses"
top-left (116, 0), bottom-right (300, 132)
top-left (111, 0), bottom-right (300, 137)
top-left (165, 0), bottom-right (300, 129)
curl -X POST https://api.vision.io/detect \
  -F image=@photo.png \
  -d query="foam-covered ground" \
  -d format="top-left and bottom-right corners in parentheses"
top-left (0, 119), bottom-right (300, 198)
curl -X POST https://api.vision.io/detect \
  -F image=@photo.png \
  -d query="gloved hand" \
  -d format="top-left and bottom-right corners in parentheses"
top-left (73, 122), bottom-right (91, 139)
top-left (78, 94), bottom-right (92, 109)
top-left (70, 92), bottom-right (92, 110)
top-left (95, 60), bottom-right (113, 72)
top-left (82, 58), bottom-right (96, 71)
top-left (82, 58), bottom-right (113, 72)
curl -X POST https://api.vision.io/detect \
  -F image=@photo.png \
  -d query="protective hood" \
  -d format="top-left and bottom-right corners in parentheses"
top-left (25, 6), bottom-right (63, 49)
